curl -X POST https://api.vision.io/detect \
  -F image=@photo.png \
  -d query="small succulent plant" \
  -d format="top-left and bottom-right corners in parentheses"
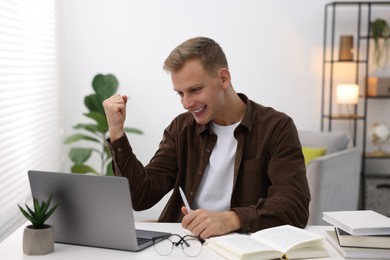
top-left (18, 195), bottom-right (59, 229)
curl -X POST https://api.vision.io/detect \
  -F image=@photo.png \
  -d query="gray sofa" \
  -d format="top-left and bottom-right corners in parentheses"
top-left (299, 131), bottom-right (362, 225)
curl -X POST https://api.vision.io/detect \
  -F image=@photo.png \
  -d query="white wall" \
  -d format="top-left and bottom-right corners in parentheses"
top-left (63, 0), bottom-right (390, 218)
top-left (61, 0), bottom-right (335, 220)
top-left (60, 0), bottom-right (390, 220)
top-left (62, 0), bottom-right (328, 168)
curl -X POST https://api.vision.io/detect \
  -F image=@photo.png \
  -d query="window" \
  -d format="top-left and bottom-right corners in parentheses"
top-left (0, 0), bottom-right (62, 241)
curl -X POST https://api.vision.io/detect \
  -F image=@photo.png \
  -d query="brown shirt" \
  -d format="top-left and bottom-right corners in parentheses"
top-left (107, 93), bottom-right (310, 232)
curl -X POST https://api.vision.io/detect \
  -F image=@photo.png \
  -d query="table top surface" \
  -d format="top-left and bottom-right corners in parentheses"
top-left (0, 222), bottom-right (344, 259)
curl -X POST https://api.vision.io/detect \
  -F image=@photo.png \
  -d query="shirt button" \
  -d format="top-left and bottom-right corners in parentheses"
top-left (190, 192), bottom-right (194, 196)
top-left (198, 171), bottom-right (202, 175)
top-left (117, 148), bottom-right (122, 152)
top-left (206, 149), bottom-right (210, 153)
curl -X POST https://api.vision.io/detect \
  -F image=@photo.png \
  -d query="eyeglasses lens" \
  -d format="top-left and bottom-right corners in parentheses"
top-left (181, 237), bottom-right (203, 257)
top-left (154, 237), bottom-right (174, 256)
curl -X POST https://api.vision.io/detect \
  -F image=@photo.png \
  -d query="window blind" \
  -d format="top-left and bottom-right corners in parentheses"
top-left (0, 0), bottom-right (62, 241)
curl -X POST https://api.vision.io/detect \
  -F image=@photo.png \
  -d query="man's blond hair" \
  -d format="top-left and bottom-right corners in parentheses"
top-left (163, 37), bottom-right (228, 76)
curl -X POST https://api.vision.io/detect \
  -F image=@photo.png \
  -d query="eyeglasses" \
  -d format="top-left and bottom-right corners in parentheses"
top-left (153, 234), bottom-right (205, 257)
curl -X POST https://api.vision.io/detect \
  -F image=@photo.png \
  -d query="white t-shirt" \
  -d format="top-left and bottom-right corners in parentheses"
top-left (193, 121), bottom-right (239, 211)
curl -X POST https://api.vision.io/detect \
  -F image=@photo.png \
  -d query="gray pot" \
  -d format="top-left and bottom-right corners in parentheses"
top-left (23, 225), bottom-right (54, 255)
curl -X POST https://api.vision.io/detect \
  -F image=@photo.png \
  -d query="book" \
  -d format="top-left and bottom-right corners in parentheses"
top-left (335, 227), bottom-right (390, 249)
top-left (206, 225), bottom-right (329, 260)
top-left (322, 210), bottom-right (390, 236)
top-left (325, 230), bottom-right (390, 259)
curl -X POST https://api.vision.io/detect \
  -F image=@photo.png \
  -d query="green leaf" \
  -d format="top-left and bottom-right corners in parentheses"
top-left (26, 204), bottom-right (36, 219)
top-left (43, 204), bottom-right (59, 224)
top-left (106, 161), bottom-right (114, 176)
top-left (73, 123), bottom-right (100, 134)
top-left (84, 112), bottom-right (108, 133)
top-left (104, 145), bottom-right (111, 160)
top-left (84, 94), bottom-right (103, 114)
top-left (124, 127), bottom-right (143, 135)
top-left (64, 134), bottom-right (100, 144)
top-left (92, 74), bottom-right (118, 102)
top-left (71, 164), bottom-right (99, 175)
top-left (18, 195), bottom-right (58, 228)
top-left (33, 197), bottom-right (40, 216)
top-left (69, 148), bottom-right (93, 164)
top-left (18, 205), bottom-right (35, 224)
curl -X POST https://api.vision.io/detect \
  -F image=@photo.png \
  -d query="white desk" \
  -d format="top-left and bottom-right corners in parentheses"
top-left (0, 223), bottom-right (343, 259)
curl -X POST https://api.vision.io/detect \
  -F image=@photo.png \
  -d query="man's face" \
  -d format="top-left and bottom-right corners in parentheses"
top-left (171, 59), bottom-right (226, 125)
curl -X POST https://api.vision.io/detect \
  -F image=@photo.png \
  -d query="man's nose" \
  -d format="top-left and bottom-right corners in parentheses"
top-left (182, 96), bottom-right (194, 110)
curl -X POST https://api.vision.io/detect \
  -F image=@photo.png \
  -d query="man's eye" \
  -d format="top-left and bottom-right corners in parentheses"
top-left (176, 92), bottom-right (184, 97)
top-left (192, 87), bottom-right (201, 93)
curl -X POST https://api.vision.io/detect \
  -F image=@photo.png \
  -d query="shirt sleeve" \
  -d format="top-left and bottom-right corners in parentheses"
top-left (106, 134), bottom-right (177, 211)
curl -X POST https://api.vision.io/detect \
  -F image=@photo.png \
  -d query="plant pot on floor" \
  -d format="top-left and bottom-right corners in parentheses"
top-left (23, 224), bottom-right (54, 255)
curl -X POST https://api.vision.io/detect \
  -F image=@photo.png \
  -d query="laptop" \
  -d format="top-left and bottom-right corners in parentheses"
top-left (27, 170), bottom-right (171, 251)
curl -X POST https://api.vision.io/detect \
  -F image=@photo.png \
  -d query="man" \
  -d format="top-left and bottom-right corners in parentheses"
top-left (103, 36), bottom-right (310, 239)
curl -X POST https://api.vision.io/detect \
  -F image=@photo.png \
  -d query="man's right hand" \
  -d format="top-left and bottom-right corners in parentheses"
top-left (103, 94), bottom-right (128, 142)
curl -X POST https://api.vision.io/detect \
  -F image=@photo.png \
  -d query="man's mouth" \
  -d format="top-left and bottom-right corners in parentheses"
top-left (193, 105), bottom-right (206, 114)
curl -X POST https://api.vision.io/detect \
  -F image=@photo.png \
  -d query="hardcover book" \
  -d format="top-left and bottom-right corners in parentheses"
top-left (326, 230), bottom-right (390, 259)
top-left (335, 227), bottom-right (390, 249)
top-left (322, 210), bottom-right (390, 236)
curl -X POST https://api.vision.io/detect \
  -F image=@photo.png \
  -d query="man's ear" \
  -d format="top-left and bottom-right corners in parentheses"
top-left (219, 68), bottom-right (231, 89)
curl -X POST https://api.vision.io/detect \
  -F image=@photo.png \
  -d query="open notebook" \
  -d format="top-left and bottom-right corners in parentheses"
top-left (27, 170), bottom-right (170, 251)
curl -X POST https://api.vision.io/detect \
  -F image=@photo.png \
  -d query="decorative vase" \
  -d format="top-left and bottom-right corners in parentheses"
top-left (23, 225), bottom-right (54, 255)
top-left (339, 35), bottom-right (354, 61)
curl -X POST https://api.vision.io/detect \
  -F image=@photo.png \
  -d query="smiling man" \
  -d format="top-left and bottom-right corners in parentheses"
top-left (103, 37), bottom-right (310, 239)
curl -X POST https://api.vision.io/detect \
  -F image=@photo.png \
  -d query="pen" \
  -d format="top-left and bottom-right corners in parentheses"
top-left (179, 187), bottom-right (192, 212)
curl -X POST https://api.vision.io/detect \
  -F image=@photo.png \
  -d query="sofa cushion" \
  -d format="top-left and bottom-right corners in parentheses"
top-left (298, 131), bottom-right (350, 154)
top-left (302, 146), bottom-right (327, 165)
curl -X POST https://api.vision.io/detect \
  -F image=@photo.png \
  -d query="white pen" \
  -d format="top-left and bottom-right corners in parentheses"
top-left (179, 187), bottom-right (192, 212)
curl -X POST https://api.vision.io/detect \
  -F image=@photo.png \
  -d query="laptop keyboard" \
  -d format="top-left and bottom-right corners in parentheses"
top-left (137, 237), bottom-right (152, 246)
top-left (135, 229), bottom-right (171, 247)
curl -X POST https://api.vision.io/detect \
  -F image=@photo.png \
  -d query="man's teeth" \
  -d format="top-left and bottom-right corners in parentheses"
top-left (194, 106), bottom-right (205, 113)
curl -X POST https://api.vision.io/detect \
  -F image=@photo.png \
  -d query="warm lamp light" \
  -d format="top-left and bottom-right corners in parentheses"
top-left (336, 84), bottom-right (359, 104)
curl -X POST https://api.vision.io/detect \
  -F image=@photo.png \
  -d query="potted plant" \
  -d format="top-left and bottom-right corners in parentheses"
top-left (370, 18), bottom-right (390, 68)
top-left (64, 74), bottom-right (143, 175)
top-left (18, 195), bottom-right (59, 255)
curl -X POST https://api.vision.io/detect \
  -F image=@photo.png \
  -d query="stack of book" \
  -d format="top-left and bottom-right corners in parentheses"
top-left (322, 210), bottom-right (390, 259)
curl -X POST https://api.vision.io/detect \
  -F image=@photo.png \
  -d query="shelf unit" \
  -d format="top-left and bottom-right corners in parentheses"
top-left (321, 1), bottom-right (390, 209)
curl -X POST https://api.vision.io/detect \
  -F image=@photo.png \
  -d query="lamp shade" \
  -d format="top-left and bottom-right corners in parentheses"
top-left (336, 84), bottom-right (359, 104)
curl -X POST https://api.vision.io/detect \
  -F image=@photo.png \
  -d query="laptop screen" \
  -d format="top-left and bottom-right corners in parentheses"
top-left (27, 170), bottom-right (170, 251)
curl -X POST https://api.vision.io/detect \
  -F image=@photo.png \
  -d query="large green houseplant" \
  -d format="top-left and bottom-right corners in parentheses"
top-left (64, 74), bottom-right (143, 175)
